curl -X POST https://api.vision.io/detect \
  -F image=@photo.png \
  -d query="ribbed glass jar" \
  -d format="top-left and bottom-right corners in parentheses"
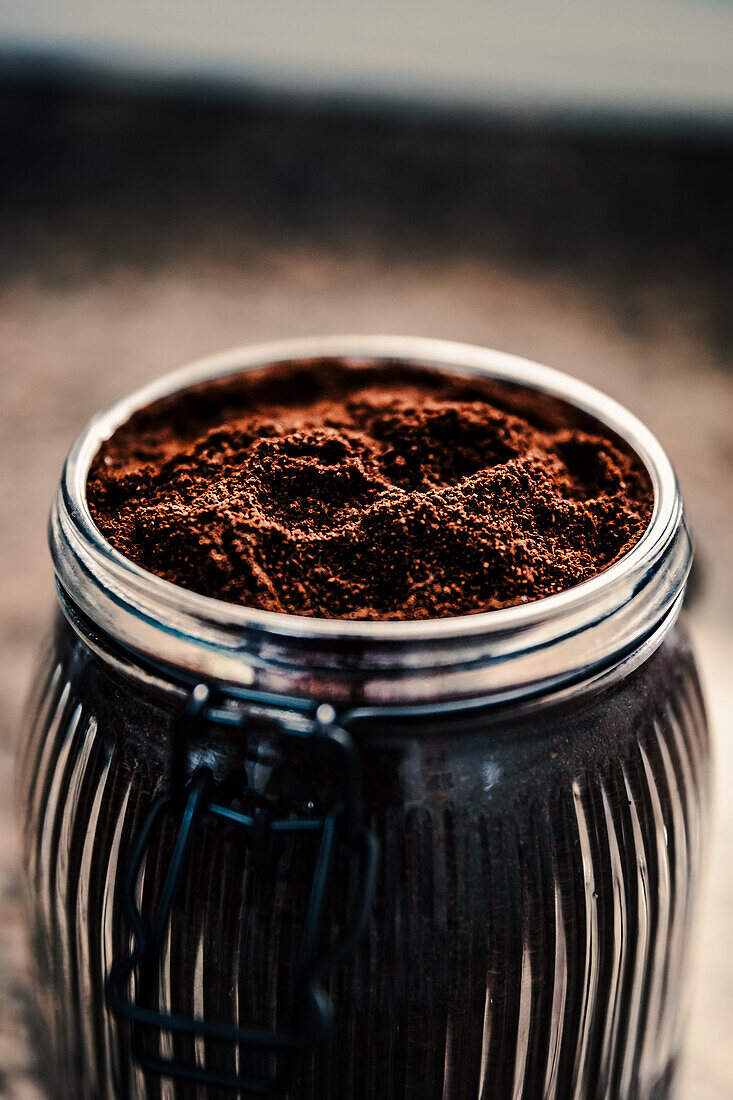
top-left (18, 337), bottom-right (711, 1100)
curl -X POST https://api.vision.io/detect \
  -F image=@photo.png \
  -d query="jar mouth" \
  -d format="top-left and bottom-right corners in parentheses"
top-left (51, 336), bottom-right (690, 704)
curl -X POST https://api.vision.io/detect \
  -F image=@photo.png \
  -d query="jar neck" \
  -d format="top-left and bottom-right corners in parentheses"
top-left (55, 577), bottom-right (686, 719)
top-left (49, 336), bottom-right (692, 708)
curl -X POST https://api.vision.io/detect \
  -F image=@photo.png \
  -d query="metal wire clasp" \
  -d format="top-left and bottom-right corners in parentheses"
top-left (105, 684), bottom-right (379, 1095)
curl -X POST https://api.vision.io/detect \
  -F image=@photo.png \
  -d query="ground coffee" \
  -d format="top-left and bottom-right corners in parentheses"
top-left (87, 360), bottom-right (653, 620)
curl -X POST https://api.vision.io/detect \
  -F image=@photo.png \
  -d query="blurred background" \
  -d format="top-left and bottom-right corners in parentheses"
top-left (0, 2), bottom-right (731, 1097)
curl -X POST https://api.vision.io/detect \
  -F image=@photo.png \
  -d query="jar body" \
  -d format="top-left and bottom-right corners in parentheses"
top-left (19, 608), bottom-right (710, 1100)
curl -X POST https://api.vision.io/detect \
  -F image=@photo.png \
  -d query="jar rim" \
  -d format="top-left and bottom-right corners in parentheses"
top-left (51, 336), bottom-right (691, 704)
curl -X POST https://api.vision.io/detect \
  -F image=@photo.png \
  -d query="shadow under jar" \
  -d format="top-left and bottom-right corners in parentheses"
top-left (18, 337), bottom-right (711, 1100)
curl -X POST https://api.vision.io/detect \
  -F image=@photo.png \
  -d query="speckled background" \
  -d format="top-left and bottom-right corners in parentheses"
top-left (1, 76), bottom-right (731, 1098)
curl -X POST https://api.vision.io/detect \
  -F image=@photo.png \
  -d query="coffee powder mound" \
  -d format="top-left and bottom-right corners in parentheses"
top-left (87, 360), bottom-right (653, 620)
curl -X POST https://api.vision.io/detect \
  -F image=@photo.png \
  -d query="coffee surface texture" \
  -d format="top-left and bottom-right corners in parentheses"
top-left (87, 360), bottom-right (653, 620)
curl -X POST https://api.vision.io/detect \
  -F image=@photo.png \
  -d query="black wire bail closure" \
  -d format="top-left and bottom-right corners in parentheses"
top-left (105, 683), bottom-right (379, 1096)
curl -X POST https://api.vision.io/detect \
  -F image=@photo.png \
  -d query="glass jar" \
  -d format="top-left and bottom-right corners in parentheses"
top-left (18, 337), bottom-right (710, 1100)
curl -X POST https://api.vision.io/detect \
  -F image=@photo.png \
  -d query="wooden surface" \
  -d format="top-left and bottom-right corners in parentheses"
top-left (0, 83), bottom-right (731, 1097)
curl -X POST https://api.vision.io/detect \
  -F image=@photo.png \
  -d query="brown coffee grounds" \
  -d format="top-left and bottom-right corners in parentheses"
top-left (87, 360), bottom-right (653, 620)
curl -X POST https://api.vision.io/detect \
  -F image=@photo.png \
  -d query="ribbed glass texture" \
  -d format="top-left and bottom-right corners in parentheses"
top-left (19, 611), bottom-right (710, 1100)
